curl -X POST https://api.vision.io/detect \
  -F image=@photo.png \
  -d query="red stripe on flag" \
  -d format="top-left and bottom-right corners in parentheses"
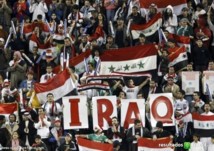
top-left (140, 0), bottom-right (187, 8)
top-left (192, 113), bottom-right (214, 121)
top-left (100, 44), bottom-right (157, 61)
top-left (69, 50), bottom-right (91, 66)
top-left (168, 46), bottom-right (186, 62)
top-left (77, 137), bottom-right (113, 151)
top-left (173, 34), bottom-right (190, 44)
top-left (138, 137), bottom-right (172, 148)
top-left (130, 13), bottom-right (162, 30)
top-left (34, 69), bottom-right (71, 93)
top-left (0, 103), bottom-right (18, 114)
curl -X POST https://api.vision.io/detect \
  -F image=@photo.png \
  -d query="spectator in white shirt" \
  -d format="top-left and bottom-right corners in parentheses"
top-left (29, 0), bottom-right (48, 21)
top-left (208, 135), bottom-right (214, 151)
top-left (189, 133), bottom-right (205, 151)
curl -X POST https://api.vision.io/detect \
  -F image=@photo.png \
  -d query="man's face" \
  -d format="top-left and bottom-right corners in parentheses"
top-left (47, 94), bottom-right (54, 102)
top-left (135, 123), bottom-right (142, 129)
top-left (187, 64), bottom-right (193, 71)
top-left (64, 39), bottom-right (71, 46)
top-left (9, 115), bottom-right (16, 123)
top-left (35, 138), bottom-right (41, 144)
top-left (112, 118), bottom-right (118, 126)
top-left (204, 104), bottom-right (210, 112)
top-left (149, 81), bottom-right (156, 88)
top-left (46, 66), bottom-right (52, 73)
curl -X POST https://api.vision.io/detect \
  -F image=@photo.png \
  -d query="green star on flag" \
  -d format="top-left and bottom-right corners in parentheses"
top-left (138, 61), bottom-right (144, 69)
top-left (123, 64), bottom-right (130, 71)
top-left (108, 65), bottom-right (115, 72)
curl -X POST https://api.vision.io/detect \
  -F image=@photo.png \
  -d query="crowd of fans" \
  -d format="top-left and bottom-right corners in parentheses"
top-left (0, 0), bottom-right (214, 151)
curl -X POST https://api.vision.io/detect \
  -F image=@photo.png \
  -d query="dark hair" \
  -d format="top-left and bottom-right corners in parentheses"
top-left (47, 93), bottom-right (54, 97)
top-left (9, 114), bottom-right (16, 121)
top-left (35, 135), bottom-right (41, 139)
top-left (193, 91), bottom-right (200, 97)
top-left (180, 90), bottom-right (186, 96)
top-left (134, 119), bottom-right (141, 125)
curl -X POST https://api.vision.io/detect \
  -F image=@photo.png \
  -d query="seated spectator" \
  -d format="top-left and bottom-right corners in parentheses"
top-left (152, 121), bottom-right (172, 139)
top-left (162, 76), bottom-right (180, 98)
top-left (104, 35), bottom-right (118, 50)
top-left (135, 33), bottom-right (150, 46)
top-left (6, 131), bottom-right (26, 151)
top-left (126, 119), bottom-right (151, 151)
top-left (174, 90), bottom-right (189, 114)
top-left (5, 114), bottom-right (19, 138)
top-left (58, 133), bottom-right (77, 151)
top-left (31, 134), bottom-right (48, 151)
top-left (77, 126), bottom-right (112, 144)
top-left (208, 135), bottom-right (214, 151)
top-left (190, 92), bottom-right (205, 114)
top-left (189, 133), bottom-right (205, 151)
top-left (40, 64), bottom-right (56, 83)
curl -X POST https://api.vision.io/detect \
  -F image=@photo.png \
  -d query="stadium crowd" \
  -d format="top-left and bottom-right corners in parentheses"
top-left (0, 0), bottom-right (214, 151)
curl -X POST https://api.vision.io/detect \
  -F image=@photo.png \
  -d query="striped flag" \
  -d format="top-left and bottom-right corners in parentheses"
top-left (0, 103), bottom-right (18, 121)
top-left (192, 113), bottom-right (214, 137)
top-left (100, 44), bottom-right (158, 74)
top-left (130, 13), bottom-right (162, 40)
top-left (172, 34), bottom-right (191, 53)
top-left (34, 69), bottom-right (76, 104)
top-left (138, 137), bottom-right (174, 151)
top-left (140, 0), bottom-right (187, 15)
top-left (168, 46), bottom-right (188, 71)
top-left (77, 137), bottom-right (113, 151)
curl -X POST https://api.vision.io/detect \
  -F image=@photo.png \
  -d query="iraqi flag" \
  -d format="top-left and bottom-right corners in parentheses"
top-left (130, 13), bottom-right (162, 40)
top-left (0, 103), bottom-right (18, 121)
top-left (138, 137), bottom-right (173, 151)
top-left (100, 44), bottom-right (157, 74)
top-left (192, 113), bottom-right (214, 137)
top-left (172, 34), bottom-right (191, 53)
top-left (53, 50), bottom-right (92, 74)
top-left (77, 137), bottom-right (113, 151)
top-left (34, 69), bottom-right (76, 104)
top-left (168, 46), bottom-right (188, 71)
top-left (140, 0), bottom-right (187, 15)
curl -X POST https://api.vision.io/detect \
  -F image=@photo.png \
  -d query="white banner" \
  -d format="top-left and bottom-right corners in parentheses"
top-left (203, 71), bottom-right (214, 96)
top-left (182, 71), bottom-right (200, 95)
top-left (150, 93), bottom-right (175, 127)
top-left (121, 99), bottom-right (145, 129)
top-left (92, 96), bottom-right (117, 130)
top-left (63, 96), bottom-right (89, 129)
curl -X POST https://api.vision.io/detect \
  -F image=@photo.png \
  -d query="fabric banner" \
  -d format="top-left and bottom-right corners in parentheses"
top-left (150, 93), bottom-right (175, 127)
top-left (203, 71), bottom-right (214, 96)
top-left (130, 13), bottom-right (162, 39)
top-left (100, 44), bottom-right (157, 74)
top-left (0, 103), bottom-right (18, 121)
top-left (139, 0), bottom-right (187, 15)
top-left (62, 96), bottom-right (89, 129)
top-left (173, 34), bottom-right (191, 53)
top-left (92, 96), bottom-right (117, 130)
top-left (77, 137), bottom-right (113, 151)
top-left (168, 46), bottom-right (188, 72)
top-left (77, 83), bottom-right (110, 92)
top-left (192, 113), bottom-right (214, 137)
top-left (120, 99), bottom-right (145, 129)
top-left (181, 71), bottom-right (200, 95)
top-left (138, 137), bottom-right (174, 151)
top-left (34, 69), bottom-right (75, 104)
top-left (53, 50), bottom-right (92, 74)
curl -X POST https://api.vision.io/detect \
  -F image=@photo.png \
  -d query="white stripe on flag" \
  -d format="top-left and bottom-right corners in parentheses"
top-left (100, 55), bottom-right (156, 74)
top-left (78, 146), bottom-right (101, 151)
top-left (36, 78), bottom-right (75, 104)
top-left (194, 120), bottom-right (214, 130)
top-left (169, 52), bottom-right (187, 66)
top-left (131, 18), bottom-right (162, 39)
